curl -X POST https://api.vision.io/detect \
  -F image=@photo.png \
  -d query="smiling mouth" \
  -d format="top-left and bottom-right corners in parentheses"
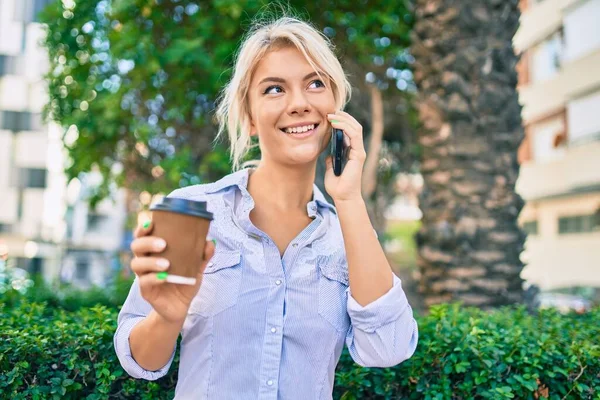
top-left (279, 123), bottom-right (320, 135)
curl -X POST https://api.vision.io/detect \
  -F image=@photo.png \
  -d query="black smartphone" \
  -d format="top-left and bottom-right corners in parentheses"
top-left (331, 128), bottom-right (347, 176)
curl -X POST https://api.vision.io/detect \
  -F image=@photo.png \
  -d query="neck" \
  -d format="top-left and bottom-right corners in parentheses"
top-left (247, 159), bottom-right (316, 213)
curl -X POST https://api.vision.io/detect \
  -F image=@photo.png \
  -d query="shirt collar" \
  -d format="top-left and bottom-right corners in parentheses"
top-left (311, 183), bottom-right (336, 214)
top-left (203, 168), bottom-right (249, 195)
top-left (204, 168), bottom-right (336, 215)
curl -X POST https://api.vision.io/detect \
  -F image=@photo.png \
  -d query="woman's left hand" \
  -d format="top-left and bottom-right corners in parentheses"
top-left (324, 111), bottom-right (366, 203)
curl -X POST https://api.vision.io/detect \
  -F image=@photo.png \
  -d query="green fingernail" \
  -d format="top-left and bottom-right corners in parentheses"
top-left (157, 272), bottom-right (168, 280)
top-left (143, 221), bottom-right (150, 229)
top-left (331, 120), bottom-right (339, 123)
top-left (212, 239), bottom-right (217, 246)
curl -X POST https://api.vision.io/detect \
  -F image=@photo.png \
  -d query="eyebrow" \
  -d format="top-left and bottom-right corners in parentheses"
top-left (258, 71), bottom-right (320, 86)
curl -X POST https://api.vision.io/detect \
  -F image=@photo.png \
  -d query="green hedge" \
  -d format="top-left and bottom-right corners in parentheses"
top-left (0, 273), bottom-right (134, 312)
top-left (1, 298), bottom-right (598, 400)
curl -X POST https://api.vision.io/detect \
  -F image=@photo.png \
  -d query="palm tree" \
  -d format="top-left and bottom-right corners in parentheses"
top-left (411, 0), bottom-right (526, 308)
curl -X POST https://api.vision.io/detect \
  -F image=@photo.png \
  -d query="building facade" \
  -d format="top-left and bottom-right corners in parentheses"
top-left (0, 0), bottom-right (127, 288)
top-left (60, 173), bottom-right (129, 289)
top-left (514, 0), bottom-right (600, 290)
top-left (0, 0), bottom-right (64, 282)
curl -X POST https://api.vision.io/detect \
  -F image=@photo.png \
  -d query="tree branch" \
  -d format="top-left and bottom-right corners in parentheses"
top-left (362, 85), bottom-right (384, 199)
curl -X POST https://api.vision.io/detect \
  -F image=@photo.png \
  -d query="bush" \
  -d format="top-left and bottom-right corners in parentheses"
top-left (0, 302), bottom-right (175, 400)
top-left (1, 300), bottom-right (598, 400)
top-left (334, 305), bottom-right (600, 399)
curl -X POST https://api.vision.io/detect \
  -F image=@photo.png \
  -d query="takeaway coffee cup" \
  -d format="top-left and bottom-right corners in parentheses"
top-left (149, 197), bottom-right (213, 285)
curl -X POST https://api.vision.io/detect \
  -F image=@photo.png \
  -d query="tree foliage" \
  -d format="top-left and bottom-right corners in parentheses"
top-left (40, 0), bottom-right (416, 207)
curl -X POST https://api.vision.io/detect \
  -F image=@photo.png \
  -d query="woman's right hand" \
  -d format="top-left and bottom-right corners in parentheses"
top-left (129, 220), bottom-right (215, 325)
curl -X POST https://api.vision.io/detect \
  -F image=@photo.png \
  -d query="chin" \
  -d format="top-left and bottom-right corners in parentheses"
top-left (282, 151), bottom-right (321, 167)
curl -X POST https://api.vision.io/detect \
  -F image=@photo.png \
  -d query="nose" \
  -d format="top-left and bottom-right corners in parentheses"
top-left (287, 89), bottom-right (311, 116)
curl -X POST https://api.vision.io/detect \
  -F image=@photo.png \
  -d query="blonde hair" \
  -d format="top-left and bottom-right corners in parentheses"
top-left (215, 15), bottom-right (352, 171)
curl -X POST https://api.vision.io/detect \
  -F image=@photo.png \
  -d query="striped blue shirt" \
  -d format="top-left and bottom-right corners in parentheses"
top-left (114, 168), bottom-right (418, 399)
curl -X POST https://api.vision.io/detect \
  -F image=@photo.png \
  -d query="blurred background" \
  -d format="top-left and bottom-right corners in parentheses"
top-left (0, 0), bottom-right (598, 313)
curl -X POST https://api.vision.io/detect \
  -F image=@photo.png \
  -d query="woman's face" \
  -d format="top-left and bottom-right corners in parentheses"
top-left (248, 46), bottom-right (337, 168)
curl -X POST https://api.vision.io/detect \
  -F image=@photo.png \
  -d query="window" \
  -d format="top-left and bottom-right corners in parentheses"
top-left (18, 168), bottom-right (47, 189)
top-left (0, 111), bottom-right (43, 131)
top-left (87, 214), bottom-right (110, 232)
top-left (14, 257), bottom-right (42, 274)
top-left (568, 91), bottom-right (600, 144)
top-left (29, 257), bottom-right (42, 275)
top-left (523, 221), bottom-right (538, 235)
top-left (558, 215), bottom-right (597, 234)
top-left (0, 55), bottom-right (24, 76)
top-left (531, 30), bottom-right (564, 83)
top-left (15, 257), bottom-right (29, 271)
top-left (75, 260), bottom-right (89, 281)
top-left (0, 224), bottom-right (12, 233)
top-left (564, 0), bottom-right (600, 62)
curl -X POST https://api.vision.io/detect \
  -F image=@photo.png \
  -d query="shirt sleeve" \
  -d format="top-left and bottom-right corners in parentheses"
top-left (345, 274), bottom-right (419, 368)
top-left (113, 277), bottom-right (177, 380)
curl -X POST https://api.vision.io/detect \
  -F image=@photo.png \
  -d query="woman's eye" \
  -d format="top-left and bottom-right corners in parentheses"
top-left (309, 79), bottom-right (325, 89)
top-left (264, 85), bottom-right (283, 94)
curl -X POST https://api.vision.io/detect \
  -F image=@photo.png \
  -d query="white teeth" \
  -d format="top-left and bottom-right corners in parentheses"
top-left (284, 124), bottom-right (315, 133)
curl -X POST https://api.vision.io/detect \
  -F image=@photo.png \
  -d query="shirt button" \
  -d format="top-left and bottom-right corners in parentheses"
top-left (275, 280), bottom-right (282, 285)
top-left (292, 243), bottom-right (298, 247)
top-left (271, 327), bottom-right (277, 333)
top-left (267, 380), bottom-right (274, 386)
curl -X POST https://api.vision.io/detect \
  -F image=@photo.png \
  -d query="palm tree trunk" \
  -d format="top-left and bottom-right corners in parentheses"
top-left (412, 0), bottom-right (526, 308)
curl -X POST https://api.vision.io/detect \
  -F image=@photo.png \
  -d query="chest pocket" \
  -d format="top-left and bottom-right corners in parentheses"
top-left (188, 249), bottom-right (242, 318)
top-left (317, 256), bottom-right (350, 332)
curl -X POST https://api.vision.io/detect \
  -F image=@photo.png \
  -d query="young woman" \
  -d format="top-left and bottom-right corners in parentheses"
top-left (114, 16), bottom-right (418, 399)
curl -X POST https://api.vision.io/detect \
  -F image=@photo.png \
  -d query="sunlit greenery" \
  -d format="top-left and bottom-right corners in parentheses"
top-left (40, 0), bottom-right (415, 207)
top-left (385, 219), bottom-right (420, 270)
